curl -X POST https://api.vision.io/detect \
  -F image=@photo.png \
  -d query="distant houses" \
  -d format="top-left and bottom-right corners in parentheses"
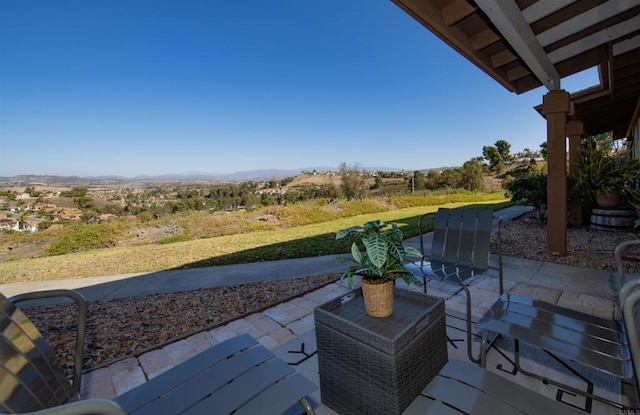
top-left (0, 215), bottom-right (19, 231)
top-left (22, 220), bottom-right (39, 232)
top-left (0, 214), bottom-right (41, 232)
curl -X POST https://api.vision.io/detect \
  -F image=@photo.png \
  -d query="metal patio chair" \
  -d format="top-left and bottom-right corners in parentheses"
top-left (0, 289), bottom-right (317, 415)
top-left (406, 207), bottom-right (503, 363)
top-left (621, 277), bottom-right (640, 407)
top-left (405, 275), bottom-right (640, 414)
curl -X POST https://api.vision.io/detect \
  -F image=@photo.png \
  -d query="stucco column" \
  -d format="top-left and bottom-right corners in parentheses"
top-left (567, 120), bottom-right (587, 226)
top-left (542, 90), bottom-right (570, 255)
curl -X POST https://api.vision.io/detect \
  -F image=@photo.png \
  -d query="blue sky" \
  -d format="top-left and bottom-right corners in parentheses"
top-left (0, 0), bottom-right (599, 178)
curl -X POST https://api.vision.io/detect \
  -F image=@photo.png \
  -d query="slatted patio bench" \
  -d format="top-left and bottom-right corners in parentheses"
top-left (403, 277), bottom-right (640, 414)
top-left (0, 289), bottom-right (317, 415)
top-left (467, 238), bottom-right (640, 409)
top-left (403, 359), bottom-right (587, 414)
top-left (474, 293), bottom-right (631, 408)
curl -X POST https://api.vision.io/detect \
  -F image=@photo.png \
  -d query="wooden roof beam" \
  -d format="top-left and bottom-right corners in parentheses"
top-left (521, 0), bottom-right (577, 23)
top-left (614, 34), bottom-right (640, 56)
top-left (474, 0), bottom-right (561, 90)
top-left (441, 0), bottom-right (475, 26)
top-left (491, 49), bottom-right (519, 68)
top-left (548, 14), bottom-right (640, 63)
top-left (506, 65), bottom-right (531, 82)
top-left (537, 0), bottom-right (640, 47)
top-left (471, 28), bottom-right (501, 50)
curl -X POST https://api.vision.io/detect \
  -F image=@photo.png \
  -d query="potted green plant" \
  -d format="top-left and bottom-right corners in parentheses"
top-left (572, 142), bottom-right (640, 209)
top-left (335, 220), bottom-right (422, 317)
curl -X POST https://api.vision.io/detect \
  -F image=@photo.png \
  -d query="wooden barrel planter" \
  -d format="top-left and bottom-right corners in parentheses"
top-left (590, 207), bottom-right (637, 231)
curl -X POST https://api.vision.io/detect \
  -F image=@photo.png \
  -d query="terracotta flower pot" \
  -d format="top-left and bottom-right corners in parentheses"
top-left (360, 279), bottom-right (394, 317)
top-left (596, 187), bottom-right (621, 208)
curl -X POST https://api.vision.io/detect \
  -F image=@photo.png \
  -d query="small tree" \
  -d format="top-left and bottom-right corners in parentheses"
top-left (539, 142), bottom-right (548, 160)
top-left (439, 168), bottom-right (463, 188)
top-left (495, 139), bottom-right (511, 162)
top-left (371, 174), bottom-right (383, 189)
top-left (74, 196), bottom-right (96, 211)
top-left (408, 170), bottom-right (425, 192)
top-left (460, 159), bottom-right (485, 192)
top-left (482, 145), bottom-right (502, 172)
top-left (25, 187), bottom-right (40, 197)
top-left (339, 162), bottom-right (366, 200)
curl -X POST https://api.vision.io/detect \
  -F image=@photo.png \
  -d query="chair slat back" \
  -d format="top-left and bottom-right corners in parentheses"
top-left (442, 208), bottom-right (463, 263)
top-left (0, 293), bottom-right (76, 413)
top-left (457, 209), bottom-right (478, 266)
top-left (430, 208), bottom-right (450, 260)
top-left (431, 208), bottom-right (493, 269)
top-left (472, 209), bottom-right (493, 269)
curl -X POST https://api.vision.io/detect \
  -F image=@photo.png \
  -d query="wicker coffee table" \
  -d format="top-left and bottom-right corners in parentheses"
top-left (314, 288), bottom-right (447, 415)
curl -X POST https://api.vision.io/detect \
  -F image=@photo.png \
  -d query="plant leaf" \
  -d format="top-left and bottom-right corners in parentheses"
top-left (387, 239), bottom-right (404, 261)
top-left (390, 223), bottom-right (403, 240)
top-left (404, 246), bottom-right (422, 258)
top-left (336, 226), bottom-right (361, 240)
top-left (364, 234), bottom-right (387, 268)
top-left (362, 220), bottom-right (381, 234)
top-left (350, 242), bottom-right (363, 263)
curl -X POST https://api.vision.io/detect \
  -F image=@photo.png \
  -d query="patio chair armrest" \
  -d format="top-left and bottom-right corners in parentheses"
top-left (417, 211), bottom-right (433, 257)
top-left (492, 213), bottom-right (504, 293)
top-left (10, 289), bottom-right (87, 395)
top-left (614, 239), bottom-right (640, 286)
top-left (622, 280), bottom-right (640, 400)
top-left (21, 399), bottom-right (126, 415)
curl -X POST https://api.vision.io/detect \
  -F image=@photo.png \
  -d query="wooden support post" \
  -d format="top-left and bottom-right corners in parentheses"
top-left (543, 90), bottom-right (570, 255)
top-left (567, 120), bottom-right (589, 226)
top-left (567, 120), bottom-right (583, 177)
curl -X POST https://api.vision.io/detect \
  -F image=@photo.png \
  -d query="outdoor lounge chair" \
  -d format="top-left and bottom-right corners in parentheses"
top-left (0, 289), bottom-right (317, 415)
top-left (406, 207), bottom-right (503, 363)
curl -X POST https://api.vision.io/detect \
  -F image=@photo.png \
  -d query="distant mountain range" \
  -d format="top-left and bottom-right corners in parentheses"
top-left (126, 167), bottom-right (339, 181)
top-left (0, 166), bottom-right (421, 187)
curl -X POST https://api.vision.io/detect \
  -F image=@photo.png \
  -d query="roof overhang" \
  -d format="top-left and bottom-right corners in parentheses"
top-left (391, 0), bottom-right (640, 138)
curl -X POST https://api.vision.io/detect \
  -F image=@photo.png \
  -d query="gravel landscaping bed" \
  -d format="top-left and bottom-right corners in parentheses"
top-left (496, 212), bottom-right (640, 273)
top-left (20, 273), bottom-right (339, 375)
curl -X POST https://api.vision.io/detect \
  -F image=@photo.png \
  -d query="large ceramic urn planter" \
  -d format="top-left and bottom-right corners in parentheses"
top-left (361, 279), bottom-right (394, 317)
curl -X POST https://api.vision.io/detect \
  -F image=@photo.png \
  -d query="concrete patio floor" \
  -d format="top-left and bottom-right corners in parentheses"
top-left (78, 253), bottom-right (626, 414)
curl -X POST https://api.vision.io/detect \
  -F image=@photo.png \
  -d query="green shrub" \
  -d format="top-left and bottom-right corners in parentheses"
top-left (504, 174), bottom-right (547, 218)
top-left (43, 223), bottom-right (122, 256)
